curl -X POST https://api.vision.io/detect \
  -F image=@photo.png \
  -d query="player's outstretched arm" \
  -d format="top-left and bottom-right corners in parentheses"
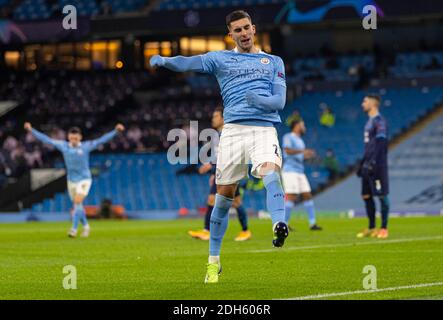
top-left (25, 122), bottom-right (64, 150)
top-left (284, 148), bottom-right (315, 157)
top-left (150, 55), bottom-right (204, 73)
top-left (284, 147), bottom-right (303, 155)
top-left (86, 124), bottom-right (125, 151)
top-left (245, 83), bottom-right (286, 111)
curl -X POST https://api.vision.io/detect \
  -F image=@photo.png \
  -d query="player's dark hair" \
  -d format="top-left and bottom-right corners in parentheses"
top-left (226, 10), bottom-right (252, 28)
top-left (68, 127), bottom-right (82, 135)
top-left (290, 119), bottom-right (302, 131)
top-left (366, 94), bottom-right (381, 107)
top-left (214, 106), bottom-right (224, 117)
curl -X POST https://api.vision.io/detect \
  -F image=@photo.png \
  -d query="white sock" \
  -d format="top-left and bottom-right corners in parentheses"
top-left (208, 256), bottom-right (220, 264)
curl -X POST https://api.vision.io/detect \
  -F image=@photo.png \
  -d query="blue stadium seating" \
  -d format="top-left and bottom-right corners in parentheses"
top-left (155, 0), bottom-right (285, 11)
top-left (29, 86), bottom-right (443, 213)
top-left (390, 52), bottom-right (443, 78)
top-left (189, 54), bottom-right (380, 85)
top-left (102, 0), bottom-right (146, 14)
top-left (8, 0), bottom-right (147, 20)
top-left (13, 0), bottom-right (51, 21)
top-left (279, 87), bottom-right (443, 167)
top-left (0, 0), bottom-right (10, 7)
top-left (290, 54), bottom-right (374, 82)
top-left (7, 0), bottom-right (285, 20)
top-left (313, 112), bottom-right (443, 212)
top-left (56, 0), bottom-right (100, 17)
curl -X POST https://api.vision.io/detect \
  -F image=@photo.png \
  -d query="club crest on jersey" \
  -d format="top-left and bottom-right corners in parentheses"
top-left (260, 57), bottom-right (270, 65)
top-left (216, 168), bottom-right (222, 180)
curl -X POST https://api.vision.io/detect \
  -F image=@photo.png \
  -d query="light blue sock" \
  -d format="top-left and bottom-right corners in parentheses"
top-left (284, 200), bottom-right (294, 224)
top-left (75, 204), bottom-right (88, 226)
top-left (303, 200), bottom-right (316, 226)
top-left (263, 172), bottom-right (286, 226)
top-left (72, 205), bottom-right (81, 231)
top-left (209, 194), bottom-right (233, 256)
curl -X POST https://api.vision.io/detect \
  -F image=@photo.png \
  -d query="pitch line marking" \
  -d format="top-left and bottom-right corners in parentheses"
top-left (249, 235), bottom-right (443, 253)
top-left (278, 282), bottom-right (443, 300)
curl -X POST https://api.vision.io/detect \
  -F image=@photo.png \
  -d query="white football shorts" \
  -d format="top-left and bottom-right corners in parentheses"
top-left (281, 172), bottom-right (311, 194)
top-left (215, 123), bottom-right (282, 185)
top-left (67, 179), bottom-right (92, 200)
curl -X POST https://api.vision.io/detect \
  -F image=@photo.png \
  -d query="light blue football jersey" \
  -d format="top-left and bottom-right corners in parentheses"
top-left (282, 132), bottom-right (305, 174)
top-left (200, 50), bottom-right (286, 124)
top-left (31, 129), bottom-right (117, 182)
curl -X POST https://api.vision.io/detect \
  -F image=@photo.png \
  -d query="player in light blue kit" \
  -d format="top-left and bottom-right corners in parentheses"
top-left (150, 10), bottom-right (288, 283)
top-left (282, 119), bottom-right (322, 231)
top-left (24, 122), bottom-right (125, 238)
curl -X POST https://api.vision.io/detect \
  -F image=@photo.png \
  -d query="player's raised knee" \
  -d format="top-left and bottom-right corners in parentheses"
top-left (216, 184), bottom-right (237, 199)
top-left (73, 194), bottom-right (85, 205)
top-left (257, 162), bottom-right (280, 177)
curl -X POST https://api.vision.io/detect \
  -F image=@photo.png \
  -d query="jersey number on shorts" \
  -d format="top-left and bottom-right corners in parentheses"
top-left (273, 144), bottom-right (280, 158)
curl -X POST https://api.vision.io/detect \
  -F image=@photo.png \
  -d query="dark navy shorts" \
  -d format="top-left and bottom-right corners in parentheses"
top-left (361, 168), bottom-right (389, 196)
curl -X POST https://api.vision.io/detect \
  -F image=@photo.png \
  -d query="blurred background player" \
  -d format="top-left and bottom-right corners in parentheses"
top-left (282, 119), bottom-right (322, 231)
top-left (356, 95), bottom-right (390, 239)
top-left (150, 10), bottom-right (288, 284)
top-left (188, 107), bottom-right (252, 241)
top-left (24, 122), bottom-right (125, 238)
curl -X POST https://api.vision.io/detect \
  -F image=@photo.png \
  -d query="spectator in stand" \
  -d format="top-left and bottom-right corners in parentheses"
top-left (285, 109), bottom-right (302, 127)
top-left (10, 145), bottom-right (27, 178)
top-left (323, 149), bottom-right (340, 180)
top-left (127, 125), bottom-right (143, 150)
top-left (424, 56), bottom-right (442, 70)
top-left (319, 104), bottom-right (335, 128)
top-left (24, 145), bottom-right (43, 168)
top-left (0, 165), bottom-right (7, 188)
top-left (3, 135), bottom-right (19, 152)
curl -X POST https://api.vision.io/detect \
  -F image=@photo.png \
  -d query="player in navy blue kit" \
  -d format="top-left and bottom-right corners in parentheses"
top-left (150, 10), bottom-right (288, 283)
top-left (24, 122), bottom-right (125, 238)
top-left (356, 95), bottom-right (390, 239)
top-left (188, 107), bottom-right (251, 242)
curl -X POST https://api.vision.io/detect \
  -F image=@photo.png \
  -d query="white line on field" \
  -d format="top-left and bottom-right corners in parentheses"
top-left (279, 281), bottom-right (443, 300)
top-left (249, 235), bottom-right (443, 253)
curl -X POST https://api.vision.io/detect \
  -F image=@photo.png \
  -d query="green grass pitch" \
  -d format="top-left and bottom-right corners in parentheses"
top-left (0, 215), bottom-right (442, 300)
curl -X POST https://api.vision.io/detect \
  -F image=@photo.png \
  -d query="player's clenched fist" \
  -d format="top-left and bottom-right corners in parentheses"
top-left (245, 90), bottom-right (259, 106)
top-left (115, 124), bottom-right (125, 132)
top-left (303, 149), bottom-right (316, 159)
top-left (150, 55), bottom-right (165, 68)
top-left (24, 122), bottom-right (32, 131)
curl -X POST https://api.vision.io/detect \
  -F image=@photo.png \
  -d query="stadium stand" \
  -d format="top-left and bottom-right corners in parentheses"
top-left (313, 108), bottom-right (443, 214)
top-left (289, 54), bottom-right (375, 82)
top-left (30, 153), bottom-right (270, 212)
top-left (2, 43), bottom-right (443, 213)
top-left (154, 0), bottom-right (285, 11)
top-left (0, 0), bottom-right (151, 20)
top-left (55, 0), bottom-right (100, 17)
top-left (0, 70), bottom-right (151, 182)
top-left (0, 0), bottom-right (287, 20)
top-left (101, 0), bottom-right (148, 14)
top-left (13, 0), bottom-right (52, 21)
top-left (390, 51), bottom-right (443, 78)
top-left (27, 85), bottom-right (443, 213)
top-left (280, 87), bottom-right (443, 167)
